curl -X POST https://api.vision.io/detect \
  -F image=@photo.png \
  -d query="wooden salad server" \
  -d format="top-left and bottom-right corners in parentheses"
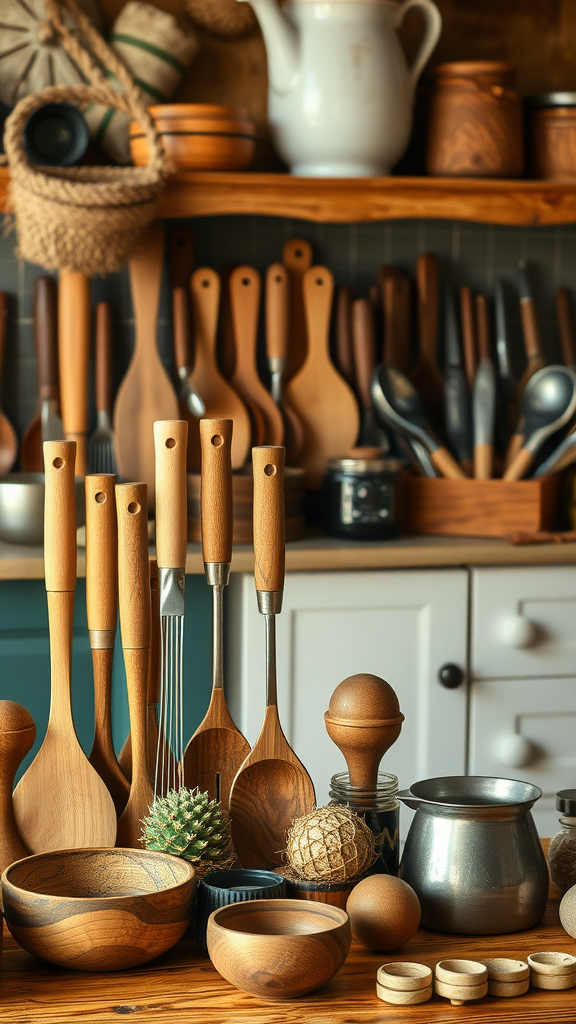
top-left (85, 473), bottom-right (129, 817)
top-left (115, 481), bottom-right (153, 847)
top-left (183, 419), bottom-right (250, 805)
top-left (13, 440), bottom-right (117, 852)
top-left (283, 238), bottom-right (313, 382)
top-left (229, 446), bottom-right (315, 868)
top-left (0, 701), bottom-right (36, 873)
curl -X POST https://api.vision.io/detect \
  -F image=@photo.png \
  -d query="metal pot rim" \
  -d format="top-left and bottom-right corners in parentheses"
top-left (398, 775), bottom-right (542, 812)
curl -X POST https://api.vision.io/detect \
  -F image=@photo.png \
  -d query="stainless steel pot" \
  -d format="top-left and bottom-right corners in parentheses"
top-left (0, 473), bottom-right (85, 545)
top-left (398, 776), bottom-right (549, 935)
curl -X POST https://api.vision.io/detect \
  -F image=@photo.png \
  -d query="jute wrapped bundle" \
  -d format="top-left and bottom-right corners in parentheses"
top-left (285, 806), bottom-right (377, 883)
top-left (3, 0), bottom-right (167, 276)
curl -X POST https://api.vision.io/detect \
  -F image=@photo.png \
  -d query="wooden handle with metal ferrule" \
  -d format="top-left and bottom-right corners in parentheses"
top-left (58, 271), bottom-right (90, 476)
top-left (335, 285), bottom-right (355, 386)
top-left (431, 445), bottom-right (467, 479)
top-left (116, 482), bottom-right (150, 650)
top-left (503, 445), bottom-right (535, 482)
top-left (191, 267), bottom-right (220, 356)
top-left (173, 286), bottom-right (191, 372)
top-left (303, 266), bottom-right (334, 360)
top-left (85, 474), bottom-right (117, 635)
top-left (417, 253), bottom-right (440, 360)
top-left (95, 303), bottom-right (113, 414)
top-left (230, 266), bottom-right (261, 371)
top-left (200, 418), bottom-right (233, 565)
top-left (556, 288), bottom-right (576, 367)
top-left (147, 557), bottom-right (161, 705)
top-left (252, 446), bottom-right (285, 594)
top-left (460, 286), bottom-right (477, 392)
top-left (265, 264), bottom-right (289, 361)
top-left (33, 276), bottom-right (59, 402)
top-left (475, 294), bottom-right (491, 361)
top-left (43, 440), bottom-right (77, 594)
top-left (520, 298), bottom-right (543, 360)
top-left (351, 298), bottom-right (376, 409)
top-left (154, 419), bottom-right (188, 570)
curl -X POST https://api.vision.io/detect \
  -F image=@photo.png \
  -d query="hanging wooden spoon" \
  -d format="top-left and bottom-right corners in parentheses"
top-left (411, 253), bottom-right (444, 429)
top-left (229, 446), bottom-right (315, 868)
top-left (183, 419), bottom-right (250, 806)
top-left (13, 440), bottom-right (117, 852)
top-left (85, 473), bottom-right (130, 817)
top-left (116, 481), bottom-right (153, 848)
top-left (188, 268), bottom-right (251, 471)
top-left (284, 267), bottom-right (360, 489)
top-left (383, 273), bottom-right (410, 374)
top-left (335, 285), bottom-right (356, 389)
top-left (283, 238), bottom-right (313, 381)
top-left (0, 293), bottom-right (17, 476)
top-left (265, 263), bottom-right (304, 463)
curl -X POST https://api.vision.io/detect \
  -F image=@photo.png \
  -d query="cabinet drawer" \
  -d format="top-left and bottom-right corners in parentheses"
top-left (471, 566), bottom-right (576, 679)
top-left (468, 675), bottom-right (576, 837)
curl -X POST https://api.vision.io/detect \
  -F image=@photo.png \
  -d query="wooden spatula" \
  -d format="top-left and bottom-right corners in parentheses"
top-left (229, 446), bottom-right (315, 868)
top-left (284, 267), bottom-right (360, 489)
top-left (114, 221), bottom-right (179, 506)
top-left (13, 440), bottom-right (117, 853)
top-left (411, 253), bottom-right (444, 429)
top-left (183, 418), bottom-right (250, 806)
top-left (283, 238), bottom-right (313, 381)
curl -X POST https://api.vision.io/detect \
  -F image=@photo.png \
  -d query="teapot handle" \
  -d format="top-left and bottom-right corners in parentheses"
top-left (395, 0), bottom-right (442, 89)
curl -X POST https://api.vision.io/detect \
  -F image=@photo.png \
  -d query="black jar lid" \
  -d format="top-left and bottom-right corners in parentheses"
top-left (327, 455), bottom-right (404, 475)
top-left (528, 92), bottom-right (576, 109)
top-left (556, 789), bottom-right (576, 815)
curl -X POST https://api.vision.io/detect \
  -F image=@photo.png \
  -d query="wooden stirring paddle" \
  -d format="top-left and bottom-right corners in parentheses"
top-left (183, 419), bottom-right (250, 806)
top-left (13, 440), bottom-right (117, 852)
top-left (229, 446), bottom-right (315, 868)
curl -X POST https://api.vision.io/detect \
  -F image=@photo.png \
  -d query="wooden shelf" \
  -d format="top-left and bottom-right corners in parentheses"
top-left (3, 166), bottom-right (576, 225)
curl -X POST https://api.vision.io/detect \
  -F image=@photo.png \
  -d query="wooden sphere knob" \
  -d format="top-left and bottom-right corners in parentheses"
top-left (328, 673), bottom-right (401, 721)
top-left (325, 673), bottom-right (404, 789)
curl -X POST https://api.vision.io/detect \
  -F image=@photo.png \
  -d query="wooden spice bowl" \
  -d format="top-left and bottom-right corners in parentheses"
top-left (435, 959), bottom-right (489, 1005)
top-left (206, 898), bottom-right (351, 999)
top-left (376, 962), bottom-right (433, 1005)
top-left (1, 849), bottom-right (196, 971)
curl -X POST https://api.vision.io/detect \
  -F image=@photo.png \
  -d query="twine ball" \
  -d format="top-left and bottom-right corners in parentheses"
top-left (328, 673), bottom-right (400, 722)
top-left (347, 875), bottom-right (421, 951)
top-left (285, 806), bottom-right (376, 882)
top-left (560, 884), bottom-right (576, 939)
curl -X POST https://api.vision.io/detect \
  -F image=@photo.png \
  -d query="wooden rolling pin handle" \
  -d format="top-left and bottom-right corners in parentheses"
top-left (351, 298), bottom-right (376, 410)
top-left (116, 482), bottom-right (150, 651)
top-left (475, 295), bottom-right (491, 361)
top-left (43, 439), bottom-right (77, 594)
top-left (303, 266), bottom-right (334, 358)
top-left (173, 286), bottom-right (191, 372)
top-left (556, 288), bottom-right (576, 367)
top-left (191, 268), bottom-right (220, 356)
top-left (265, 264), bottom-right (290, 361)
top-left (253, 446), bottom-right (285, 595)
top-left (33, 276), bottom-right (59, 401)
top-left (147, 558), bottom-right (161, 706)
top-left (230, 266), bottom-right (261, 369)
top-left (417, 253), bottom-right (440, 357)
top-left (200, 418), bottom-right (233, 565)
top-left (85, 473), bottom-right (118, 635)
top-left (95, 303), bottom-right (113, 414)
top-left (431, 446), bottom-right (468, 480)
top-left (154, 419), bottom-right (189, 570)
top-left (503, 445), bottom-right (535, 482)
top-left (520, 299), bottom-right (543, 360)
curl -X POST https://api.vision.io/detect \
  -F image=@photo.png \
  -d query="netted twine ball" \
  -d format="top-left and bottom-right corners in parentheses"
top-left (285, 806), bottom-right (376, 883)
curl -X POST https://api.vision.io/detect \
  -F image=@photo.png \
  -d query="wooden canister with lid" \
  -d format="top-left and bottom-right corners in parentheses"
top-left (426, 61), bottom-right (524, 177)
top-left (529, 94), bottom-right (576, 180)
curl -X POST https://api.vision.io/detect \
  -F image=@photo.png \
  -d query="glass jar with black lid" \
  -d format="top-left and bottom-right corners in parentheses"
top-left (324, 449), bottom-right (403, 540)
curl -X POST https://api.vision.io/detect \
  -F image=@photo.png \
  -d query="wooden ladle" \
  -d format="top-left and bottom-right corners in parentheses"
top-left (324, 673), bottom-right (404, 788)
top-left (229, 446), bottom-right (315, 868)
top-left (0, 701), bottom-right (36, 874)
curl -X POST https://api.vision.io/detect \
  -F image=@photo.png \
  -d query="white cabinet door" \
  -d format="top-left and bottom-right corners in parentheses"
top-left (226, 568), bottom-right (468, 834)
top-left (468, 675), bottom-right (576, 836)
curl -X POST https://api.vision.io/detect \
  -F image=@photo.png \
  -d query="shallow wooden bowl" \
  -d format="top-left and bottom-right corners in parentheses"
top-left (147, 103), bottom-right (250, 122)
top-left (1, 849), bottom-right (196, 972)
top-left (206, 898), bottom-right (351, 999)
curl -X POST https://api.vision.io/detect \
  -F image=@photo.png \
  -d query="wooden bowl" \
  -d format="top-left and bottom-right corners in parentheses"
top-left (130, 109), bottom-right (256, 171)
top-left (206, 898), bottom-right (351, 999)
top-left (1, 849), bottom-right (196, 971)
top-left (147, 103), bottom-right (251, 122)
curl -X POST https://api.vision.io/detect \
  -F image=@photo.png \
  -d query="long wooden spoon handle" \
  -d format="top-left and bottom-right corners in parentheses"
top-left (191, 267), bottom-right (220, 360)
top-left (335, 285), bottom-right (355, 387)
top-left (283, 237), bottom-right (312, 380)
top-left (556, 288), bottom-right (576, 367)
top-left (476, 295), bottom-right (491, 361)
top-left (95, 303), bottom-right (113, 414)
top-left (503, 445), bottom-right (534, 482)
top-left (383, 273), bottom-right (410, 373)
top-left (44, 439), bottom-right (77, 594)
top-left (116, 482), bottom-right (150, 651)
top-left (352, 298), bottom-right (376, 410)
top-left (431, 445), bottom-right (467, 480)
top-left (147, 557), bottom-right (161, 705)
top-left (85, 474), bottom-right (117, 643)
top-left (520, 298), bottom-right (543, 359)
top-left (154, 419), bottom-right (188, 571)
top-left (33, 277), bottom-right (59, 402)
top-left (303, 266), bottom-right (334, 362)
top-left (58, 271), bottom-right (90, 476)
top-left (200, 418), bottom-right (233, 565)
top-left (168, 225), bottom-right (194, 290)
top-left (460, 285), bottom-right (477, 392)
top-left (173, 287), bottom-right (191, 372)
top-left (266, 264), bottom-right (289, 361)
top-left (417, 253), bottom-right (440, 361)
top-left (230, 265), bottom-right (261, 373)
top-left (253, 446), bottom-right (285, 596)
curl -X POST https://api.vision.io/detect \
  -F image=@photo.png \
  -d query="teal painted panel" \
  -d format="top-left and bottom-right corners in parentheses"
top-left (0, 576), bottom-right (212, 783)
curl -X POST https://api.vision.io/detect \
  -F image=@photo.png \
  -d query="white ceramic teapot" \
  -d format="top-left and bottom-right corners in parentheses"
top-left (238, 0), bottom-right (442, 176)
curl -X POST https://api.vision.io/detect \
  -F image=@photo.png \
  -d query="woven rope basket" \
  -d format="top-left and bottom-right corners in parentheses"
top-left (3, 0), bottom-right (168, 276)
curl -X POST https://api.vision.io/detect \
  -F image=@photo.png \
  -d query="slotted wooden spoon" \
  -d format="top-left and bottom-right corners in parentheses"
top-left (229, 446), bottom-right (315, 867)
top-left (183, 418), bottom-right (250, 806)
top-left (13, 440), bottom-right (117, 852)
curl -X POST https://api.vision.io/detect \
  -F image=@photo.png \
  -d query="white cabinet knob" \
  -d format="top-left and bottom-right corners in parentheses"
top-left (499, 734), bottom-right (535, 769)
top-left (501, 614), bottom-right (538, 649)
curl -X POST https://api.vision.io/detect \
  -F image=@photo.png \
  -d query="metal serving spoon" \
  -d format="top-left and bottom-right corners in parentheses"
top-left (504, 365), bottom-right (576, 481)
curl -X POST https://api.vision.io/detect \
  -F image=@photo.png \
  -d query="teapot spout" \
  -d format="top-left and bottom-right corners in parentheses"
top-left (237, 0), bottom-right (299, 95)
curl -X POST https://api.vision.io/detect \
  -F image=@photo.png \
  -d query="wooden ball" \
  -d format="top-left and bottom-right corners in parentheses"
top-left (0, 701), bottom-right (35, 734)
top-left (560, 884), bottom-right (576, 939)
top-left (347, 875), bottom-right (421, 952)
top-left (328, 674), bottom-right (400, 722)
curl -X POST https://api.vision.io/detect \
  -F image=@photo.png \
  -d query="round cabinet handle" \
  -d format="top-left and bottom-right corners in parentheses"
top-left (501, 614), bottom-right (538, 649)
top-left (499, 734), bottom-right (535, 769)
top-left (437, 663), bottom-right (465, 689)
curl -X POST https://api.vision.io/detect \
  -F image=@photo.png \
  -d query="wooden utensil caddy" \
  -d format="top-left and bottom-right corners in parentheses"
top-left (401, 474), bottom-right (560, 538)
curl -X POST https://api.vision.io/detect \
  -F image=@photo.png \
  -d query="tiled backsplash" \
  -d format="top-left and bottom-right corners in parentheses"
top-left (2, 214), bottom-right (576, 447)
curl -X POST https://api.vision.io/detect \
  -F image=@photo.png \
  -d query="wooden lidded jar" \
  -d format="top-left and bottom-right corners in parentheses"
top-left (426, 61), bottom-right (524, 178)
top-left (529, 93), bottom-right (576, 180)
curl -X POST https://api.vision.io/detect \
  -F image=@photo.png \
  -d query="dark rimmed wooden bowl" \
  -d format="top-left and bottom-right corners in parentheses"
top-left (206, 898), bottom-right (351, 999)
top-left (1, 849), bottom-right (196, 971)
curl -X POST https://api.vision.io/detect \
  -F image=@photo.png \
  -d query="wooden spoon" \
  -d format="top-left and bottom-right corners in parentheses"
top-left (335, 285), bottom-right (356, 389)
top-left (265, 263), bottom-right (304, 463)
top-left (85, 473), bottom-right (130, 818)
top-left (284, 267), bottom-right (360, 489)
top-left (21, 277), bottom-right (64, 473)
top-left (58, 272), bottom-right (90, 477)
top-left (114, 221), bottom-right (179, 506)
top-left (183, 419), bottom-right (250, 806)
top-left (0, 701), bottom-right (36, 874)
top-left (283, 238), bottom-right (313, 381)
top-left (116, 481), bottom-right (153, 847)
top-left (411, 253), bottom-right (444, 429)
top-left (0, 293), bottom-right (17, 476)
top-left (229, 446), bottom-right (315, 868)
top-left (13, 440), bottom-right (117, 852)
top-left (189, 268), bottom-right (251, 470)
top-left (383, 273), bottom-right (411, 374)
top-left (518, 261), bottom-right (546, 398)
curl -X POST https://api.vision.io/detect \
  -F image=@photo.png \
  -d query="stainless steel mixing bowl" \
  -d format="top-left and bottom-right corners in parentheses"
top-left (0, 473), bottom-right (85, 546)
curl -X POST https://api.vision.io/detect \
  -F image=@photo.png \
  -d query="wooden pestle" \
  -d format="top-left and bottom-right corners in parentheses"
top-left (324, 673), bottom-right (404, 789)
top-left (0, 702), bottom-right (36, 873)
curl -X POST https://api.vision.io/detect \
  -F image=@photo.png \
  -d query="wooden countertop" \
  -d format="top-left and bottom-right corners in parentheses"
top-left (1, 883), bottom-right (573, 1023)
top-left (1, 533), bottom-right (576, 580)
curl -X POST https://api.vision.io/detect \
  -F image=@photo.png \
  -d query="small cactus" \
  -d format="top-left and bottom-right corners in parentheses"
top-left (141, 787), bottom-right (231, 864)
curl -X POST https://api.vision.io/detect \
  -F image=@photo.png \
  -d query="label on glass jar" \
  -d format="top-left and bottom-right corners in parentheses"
top-left (340, 479), bottom-right (394, 526)
top-left (364, 806), bottom-right (399, 876)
